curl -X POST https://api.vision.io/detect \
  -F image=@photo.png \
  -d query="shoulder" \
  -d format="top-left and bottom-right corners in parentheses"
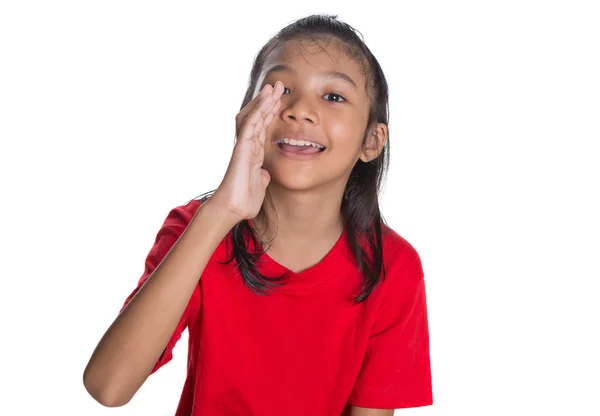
top-left (161, 193), bottom-right (212, 230)
top-left (154, 192), bottom-right (231, 266)
top-left (376, 223), bottom-right (425, 295)
top-left (381, 224), bottom-right (422, 268)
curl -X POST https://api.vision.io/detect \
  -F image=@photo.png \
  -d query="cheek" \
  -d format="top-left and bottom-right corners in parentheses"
top-left (327, 118), bottom-right (364, 154)
top-left (328, 121), bottom-right (347, 139)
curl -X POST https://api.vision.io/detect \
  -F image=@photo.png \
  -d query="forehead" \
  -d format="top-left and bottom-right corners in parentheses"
top-left (261, 38), bottom-right (367, 88)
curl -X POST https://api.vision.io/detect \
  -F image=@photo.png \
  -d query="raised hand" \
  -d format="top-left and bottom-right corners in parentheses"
top-left (210, 81), bottom-right (284, 222)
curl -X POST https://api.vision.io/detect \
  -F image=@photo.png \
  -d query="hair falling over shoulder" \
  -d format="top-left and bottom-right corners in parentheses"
top-left (189, 14), bottom-right (391, 304)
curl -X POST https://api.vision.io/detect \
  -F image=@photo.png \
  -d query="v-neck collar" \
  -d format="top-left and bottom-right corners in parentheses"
top-left (247, 221), bottom-right (352, 293)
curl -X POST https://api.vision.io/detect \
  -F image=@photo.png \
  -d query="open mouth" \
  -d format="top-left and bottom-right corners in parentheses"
top-left (275, 138), bottom-right (326, 154)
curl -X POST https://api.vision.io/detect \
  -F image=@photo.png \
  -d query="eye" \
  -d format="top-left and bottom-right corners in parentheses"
top-left (267, 83), bottom-right (290, 93)
top-left (270, 84), bottom-right (345, 102)
top-left (323, 93), bottom-right (346, 103)
top-left (269, 84), bottom-right (290, 95)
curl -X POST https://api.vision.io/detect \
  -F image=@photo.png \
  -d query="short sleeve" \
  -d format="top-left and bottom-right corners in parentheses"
top-left (349, 254), bottom-right (433, 409)
top-left (119, 200), bottom-right (203, 374)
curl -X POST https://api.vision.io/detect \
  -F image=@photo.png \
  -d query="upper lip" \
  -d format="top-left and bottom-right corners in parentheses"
top-left (273, 132), bottom-right (326, 148)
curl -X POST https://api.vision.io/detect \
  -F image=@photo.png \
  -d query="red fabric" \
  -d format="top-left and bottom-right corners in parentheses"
top-left (121, 198), bottom-right (432, 415)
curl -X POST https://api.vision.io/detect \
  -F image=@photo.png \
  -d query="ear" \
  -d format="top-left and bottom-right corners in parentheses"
top-left (359, 123), bottom-right (388, 163)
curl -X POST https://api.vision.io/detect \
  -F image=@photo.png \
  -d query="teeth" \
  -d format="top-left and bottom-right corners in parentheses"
top-left (279, 137), bottom-right (324, 149)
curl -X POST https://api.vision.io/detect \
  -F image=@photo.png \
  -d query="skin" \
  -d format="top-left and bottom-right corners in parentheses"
top-left (83, 84), bottom-right (282, 407)
top-left (83, 36), bottom-right (394, 414)
top-left (349, 407), bottom-right (394, 416)
top-left (252, 37), bottom-right (388, 275)
top-left (254, 38), bottom-right (392, 415)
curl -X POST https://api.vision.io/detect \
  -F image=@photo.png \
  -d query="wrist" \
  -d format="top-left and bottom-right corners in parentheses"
top-left (200, 196), bottom-right (243, 230)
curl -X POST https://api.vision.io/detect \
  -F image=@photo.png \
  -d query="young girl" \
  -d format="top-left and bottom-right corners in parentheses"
top-left (84, 14), bottom-right (432, 416)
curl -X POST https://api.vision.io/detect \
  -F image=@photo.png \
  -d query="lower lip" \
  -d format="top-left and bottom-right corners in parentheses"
top-left (271, 141), bottom-right (325, 160)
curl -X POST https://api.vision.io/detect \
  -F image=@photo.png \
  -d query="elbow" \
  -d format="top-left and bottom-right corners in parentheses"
top-left (83, 365), bottom-right (133, 408)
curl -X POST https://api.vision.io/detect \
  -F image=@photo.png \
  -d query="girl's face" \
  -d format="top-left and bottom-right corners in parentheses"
top-left (256, 38), bottom-right (381, 193)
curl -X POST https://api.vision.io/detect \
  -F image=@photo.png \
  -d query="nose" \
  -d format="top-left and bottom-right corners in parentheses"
top-left (280, 96), bottom-right (319, 125)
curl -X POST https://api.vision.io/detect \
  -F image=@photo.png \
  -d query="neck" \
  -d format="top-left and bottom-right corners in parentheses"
top-left (254, 182), bottom-right (345, 244)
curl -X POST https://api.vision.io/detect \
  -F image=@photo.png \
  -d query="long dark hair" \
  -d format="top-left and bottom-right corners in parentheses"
top-left (189, 14), bottom-right (390, 304)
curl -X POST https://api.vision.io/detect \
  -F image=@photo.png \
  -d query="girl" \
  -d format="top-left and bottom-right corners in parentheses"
top-left (84, 14), bottom-right (432, 416)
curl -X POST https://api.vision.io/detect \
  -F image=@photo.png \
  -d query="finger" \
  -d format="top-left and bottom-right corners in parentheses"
top-left (263, 99), bottom-right (281, 127)
top-left (236, 84), bottom-right (273, 133)
top-left (258, 99), bottom-right (272, 146)
top-left (236, 87), bottom-right (270, 137)
top-left (262, 81), bottom-right (283, 127)
top-left (272, 80), bottom-right (285, 100)
top-left (259, 168), bottom-right (271, 190)
top-left (239, 93), bottom-right (274, 141)
top-left (258, 118), bottom-right (266, 146)
top-left (253, 114), bottom-right (265, 141)
top-left (240, 96), bottom-right (273, 140)
top-left (248, 81), bottom-right (280, 124)
top-left (258, 95), bottom-right (281, 144)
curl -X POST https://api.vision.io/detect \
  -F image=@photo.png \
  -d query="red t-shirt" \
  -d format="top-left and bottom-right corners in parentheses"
top-left (121, 198), bottom-right (432, 415)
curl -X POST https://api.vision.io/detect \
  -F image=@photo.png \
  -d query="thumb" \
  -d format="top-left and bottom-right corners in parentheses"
top-left (259, 168), bottom-right (271, 190)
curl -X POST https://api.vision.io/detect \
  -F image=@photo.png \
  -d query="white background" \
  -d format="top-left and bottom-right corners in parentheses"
top-left (1, 1), bottom-right (599, 415)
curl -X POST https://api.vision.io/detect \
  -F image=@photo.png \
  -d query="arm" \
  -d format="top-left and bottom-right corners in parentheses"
top-left (349, 406), bottom-right (394, 416)
top-left (83, 200), bottom-right (238, 407)
top-left (83, 80), bottom-right (281, 408)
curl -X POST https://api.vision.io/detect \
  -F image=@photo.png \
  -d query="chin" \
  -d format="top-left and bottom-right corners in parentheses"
top-left (266, 170), bottom-right (319, 192)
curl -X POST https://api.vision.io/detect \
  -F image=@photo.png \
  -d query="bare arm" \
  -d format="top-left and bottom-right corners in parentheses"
top-left (349, 406), bottom-right (394, 416)
top-left (83, 81), bottom-right (283, 408)
top-left (83, 200), bottom-right (238, 407)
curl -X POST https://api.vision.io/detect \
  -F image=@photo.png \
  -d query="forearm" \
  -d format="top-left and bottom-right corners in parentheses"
top-left (83, 200), bottom-right (238, 406)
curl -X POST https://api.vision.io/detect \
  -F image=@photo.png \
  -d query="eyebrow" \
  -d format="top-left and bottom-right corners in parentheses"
top-left (263, 64), bottom-right (358, 89)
